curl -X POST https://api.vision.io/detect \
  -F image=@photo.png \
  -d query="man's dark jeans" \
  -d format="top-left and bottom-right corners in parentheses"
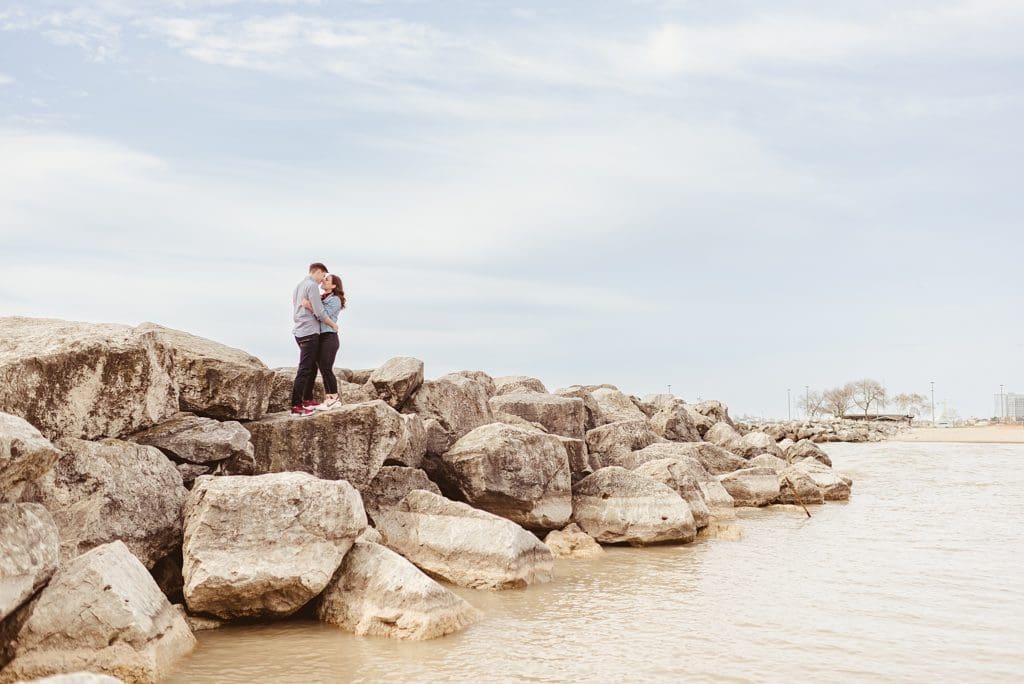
top-left (291, 333), bottom-right (320, 408)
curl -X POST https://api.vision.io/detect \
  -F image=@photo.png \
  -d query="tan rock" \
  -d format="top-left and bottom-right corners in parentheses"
top-left (585, 420), bottom-right (661, 468)
top-left (704, 421), bottom-right (743, 451)
top-left (590, 388), bottom-right (646, 425)
top-left (733, 431), bottom-right (785, 459)
top-left (791, 458), bottom-right (851, 500)
top-left (405, 375), bottom-right (492, 442)
top-left (441, 424), bottom-right (571, 530)
top-left (632, 459), bottom-right (710, 529)
top-left (542, 523), bottom-right (604, 559)
top-left (317, 541), bottom-right (480, 641)
top-left (571, 467), bottom-right (696, 545)
top-left (0, 504), bottom-right (59, 621)
top-left (623, 444), bottom-right (736, 510)
top-left (245, 400), bottom-right (403, 489)
top-left (447, 371), bottom-right (496, 398)
top-left (182, 473), bottom-right (366, 619)
top-left (693, 400), bottom-right (735, 427)
top-left (718, 467), bottom-right (780, 507)
top-left (746, 454), bottom-right (789, 474)
top-left (553, 386), bottom-right (603, 431)
top-left (391, 413), bottom-right (427, 469)
top-left (492, 376), bottom-right (547, 396)
top-left (787, 439), bottom-right (833, 467)
top-left (777, 468), bottom-right (825, 505)
top-left (130, 413), bottom-right (253, 466)
top-left (361, 466), bottom-right (441, 517)
top-left (648, 400), bottom-right (702, 442)
top-left (0, 318), bottom-right (178, 441)
top-left (652, 441), bottom-right (746, 475)
top-left (487, 393), bottom-right (585, 439)
top-left (422, 418), bottom-right (451, 457)
top-left (374, 490), bottom-right (553, 590)
top-left (0, 413), bottom-right (61, 504)
top-left (369, 357), bottom-right (425, 409)
top-left (20, 438), bottom-right (187, 568)
top-left (1, 541), bottom-right (194, 684)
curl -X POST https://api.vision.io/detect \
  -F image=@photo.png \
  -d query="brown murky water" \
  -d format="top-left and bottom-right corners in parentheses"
top-left (168, 442), bottom-right (1024, 683)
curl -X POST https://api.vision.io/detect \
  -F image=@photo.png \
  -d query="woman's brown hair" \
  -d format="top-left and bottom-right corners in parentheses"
top-left (326, 274), bottom-right (346, 310)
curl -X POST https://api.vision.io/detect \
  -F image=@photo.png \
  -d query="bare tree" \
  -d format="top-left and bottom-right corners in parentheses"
top-left (894, 392), bottom-right (928, 417)
top-left (796, 390), bottom-right (826, 419)
top-left (822, 384), bottom-right (856, 418)
top-left (853, 379), bottom-right (887, 416)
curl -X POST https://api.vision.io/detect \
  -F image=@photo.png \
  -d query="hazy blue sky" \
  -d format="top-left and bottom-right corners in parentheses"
top-left (1, 0), bottom-right (1021, 419)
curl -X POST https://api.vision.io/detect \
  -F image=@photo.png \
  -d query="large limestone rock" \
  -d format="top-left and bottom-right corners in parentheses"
top-left (361, 466), bottom-right (441, 517)
top-left (733, 431), bottom-right (784, 459)
top-left (0, 318), bottom-right (178, 441)
top-left (654, 442), bottom-right (746, 475)
top-left (422, 418), bottom-right (451, 457)
top-left (632, 460), bottom-right (710, 529)
top-left (369, 357), bottom-right (424, 409)
top-left (554, 386), bottom-right (604, 431)
top-left (0, 414), bottom-right (61, 503)
top-left (718, 467), bottom-right (780, 507)
top-left (405, 375), bottom-right (492, 442)
top-left (625, 444), bottom-right (735, 510)
top-left (571, 467), bottom-right (696, 545)
top-left (245, 400), bottom-right (402, 489)
top-left (746, 454), bottom-right (789, 474)
top-left (317, 541), bottom-right (480, 641)
top-left (683, 403), bottom-right (715, 437)
top-left (787, 439), bottom-right (833, 467)
top-left (266, 368), bottom-right (368, 413)
top-left (0, 504), bottom-right (59, 622)
top-left (391, 413), bottom-right (427, 469)
top-left (441, 424), bottom-right (571, 530)
top-left (20, 438), bottom-right (187, 569)
top-left (487, 393), bottom-right (585, 439)
top-left (374, 490), bottom-right (553, 590)
top-left (585, 420), bottom-right (661, 467)
top-left (590, 388), bottom-right (646, 425)
top-left (492, 376), bottom-right (547, 396)
top-left (704, 421), bottom-right (743, 451)
top-left (694, 400), bottom-right (735, 427)
top-left (448, 371), bottom-right (496, 398)
top-left (182, 473), bottom-right (366, 619)
top-left (130, 413), bottom-right (253, 466)
top-left (648, 400), bottom-right (702, 442)
top-left (542, 523), bottom-right (604, 559)
top-left (777, 467), bottom-right (825, 505)
top-left (135, 323), bottom-right (274, 421)
top-left (790, 458), bottom-right (851, 500)
top-left (0, 541), bottom-right (195, 683)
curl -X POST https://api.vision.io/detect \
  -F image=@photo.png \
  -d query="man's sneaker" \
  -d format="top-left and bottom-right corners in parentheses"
top-left (290, 405), bottom-right (314, 417)
top-left (315, 398), bottom-right (341, 411)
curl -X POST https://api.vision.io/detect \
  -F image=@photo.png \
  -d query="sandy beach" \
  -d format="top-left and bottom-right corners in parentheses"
top-left (895, 424), bottom-right (1024, 444)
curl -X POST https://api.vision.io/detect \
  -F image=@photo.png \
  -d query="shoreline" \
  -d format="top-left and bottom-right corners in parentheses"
top-left (892, 425), bottom-right (1024, 444)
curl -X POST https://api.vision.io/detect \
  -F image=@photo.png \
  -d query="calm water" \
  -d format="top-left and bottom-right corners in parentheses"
top-left (168, 442), bottom-right (1024, 683)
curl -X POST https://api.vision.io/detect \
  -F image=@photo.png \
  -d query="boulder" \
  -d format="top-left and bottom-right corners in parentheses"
top-left (694, 400), bottom-right (735, 427)
top-left (718, 467), bottom-right (780, 507)
top-left (648, 401), bottom-right (702, 442)
top-left (182, 472), bottom-right (366, 619)
top-left (542, 523), bottom-right (604, 559)
top-left (624, 444), bottom-right (736, 510)
top-left (732, 431), bottom-right (785, 459)
top-left (0, 504), bottom-right (59, 622)
top-left (447, 371), bottom-right (496, 398)
top-left (553, 386), bottom-right (603, 431)
top-left (655, 442), bottom-right (746, 475)
top-left (787, 439), bottom-right (833, 467)
top-left (135, 323), bottom-right (274, 421)
top-left (590, 388), bottom-right (646, 425)
top-left (404, 375), bottom-right (492, 442)
top-left (369, 357), bottom-right (424, 409)
top-left (557, 437), bottom-right (589, 481)
top-left (174, 463), bottom-right (211, 488)
top-left (130, 413), bottom-right (253, 466)
top-left (0, 541), bottom-right (194, 683)
top-left (317, 541), bottom-right (480, 641)
top-left (492, 411), bottom-right (547, 432)
top-left (704, 422), bottom-right (743, 451)
top-left (0, 413), bottom-right (61, 504)
top-left (390, 413), bottom-right (427, 469)
top-left (374, 490), bottom-right (553, 590)
top-left (20, 438), bottom-right (187, 568)
top-left (641, 394), bottom-right (676, 412)
top-left (487, 393), bottom-right (585, 439)
top-left (347, 368), bottom-right (376, 385)
top-left (632, 460), bottom-right (710, 529)
top-left (0, 318), bottom-right (178, 441)
top-left (245, 400), bottom-right (403, 489)
top-left (441, 424), bottom-right (571, 530)
top-left (422, 418), bottom-right (451, 457)
top-left (267, 369), bottom-right (370, 413)
top-left (585, 420), bottom-right (661, 468)
top-left (777, 468), bottom-right (825, 505)
top-left (745, 454), bottom-right (789, 474)
top-left (361, 466), bottom-right (441, 517)
top-left (777, 438), bottom-right (795, 456)
top-left (571, 467), bottom-right (696, 545)
top-left (492, 376), bottom-right (547, 396)
top-left (791, 458), bottom-right (851, 500)
top-left (683, 404), bottom-right (715, 437)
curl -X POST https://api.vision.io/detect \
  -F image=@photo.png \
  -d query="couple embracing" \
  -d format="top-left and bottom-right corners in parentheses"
top-left (290, 262), bottom-right (346, 417)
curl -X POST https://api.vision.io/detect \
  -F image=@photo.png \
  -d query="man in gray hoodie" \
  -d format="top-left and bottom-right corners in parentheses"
top-left (290, 262), bottom-right (330, 416)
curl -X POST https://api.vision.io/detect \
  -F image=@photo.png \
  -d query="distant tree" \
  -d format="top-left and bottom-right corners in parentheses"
top-left (796, 390), bottom-right (826, 419)
top-left (853, 378), bottom-right (887, 416)
top-left (894, 392), bottom-right (928, 417)
top-left (823, 384), bottom-right (856, 418)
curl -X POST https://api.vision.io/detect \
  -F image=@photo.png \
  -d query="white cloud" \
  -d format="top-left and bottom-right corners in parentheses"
top-left (0, 72), bottom-right (12, 85)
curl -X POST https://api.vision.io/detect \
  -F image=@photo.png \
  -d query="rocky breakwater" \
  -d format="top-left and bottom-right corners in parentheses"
top-left (1, 316), bottom-right (857, 681)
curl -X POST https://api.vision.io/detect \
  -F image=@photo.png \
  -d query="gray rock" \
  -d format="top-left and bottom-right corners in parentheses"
top-left (585, 420), bottom-right (662, 467)
top-left (732, 431), bottom-right (785, 459)
top-left (553, 386), bottom-right (604, 432)
top-left (1, 541), bottom-right (194, 683)
top-left (704, 421), bottom-right (744, 451)
top-left (374, 490), bottom-right (553, 590)
top-left (130, 413), bottom-right (253, 466)
top-left (787, 439), bottom-right (833, 467)
top-left (571, 467), bottom-right (696, 545)
top-left (777, 467), bottom-right (825, 505)
top-left (447, 371), bottom-right (496, 398)
top-left (487, 393), bottom-right (585, 439)
top-left (0, 503), bottom-right (59, 621)
top-left (0, 413), bottom-right (61, 504)
top-left (745, 454), bottom-right (789, 474)
top-left (317, 541), bottom-right (480, 641)
top-left (492, 376), bottom-right (548, 396)
top-left (632, 460), bottom-right (710, 529)
top-left (361, 466), bottom-right (441, 517)
top-left (20, 438), bottom-right (187, 569)
top-left (590, 388), bottom-right (647, 425)
top-left (650, 441), bottom-right (746, 475)
top-left (422, 418), bottom-right (451, 457)
top-left (391, 413), bottom-right (427, 469)
top-left (441, 423), bottom-right (571, 530)
top-left (791, 458), bottom-right (851, 500)
top-left (718, 467), bottom-right (780, 506)
top-left (648, 400), bottom-right (702, 442)
top-left (182, 472), bottom-right (367, 619)
top-left (405, 375), bottom-right (492, 442)
top-left (693, 400), bottom-right (735, 427)
top-left (369, 357), bottom-right (425, 409)
top-left (245, 400), bottom-right (403, 489)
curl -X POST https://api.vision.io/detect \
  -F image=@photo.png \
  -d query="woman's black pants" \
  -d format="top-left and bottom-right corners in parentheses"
top-left (317, 332), bottom-right (340, 395)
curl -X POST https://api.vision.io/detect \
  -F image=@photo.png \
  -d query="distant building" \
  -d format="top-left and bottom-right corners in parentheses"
top-left (994, 392), bottom-right (1024, 420)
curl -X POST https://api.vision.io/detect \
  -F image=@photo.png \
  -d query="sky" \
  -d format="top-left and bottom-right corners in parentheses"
top-left (1, 0), bottom-right (1021, 420)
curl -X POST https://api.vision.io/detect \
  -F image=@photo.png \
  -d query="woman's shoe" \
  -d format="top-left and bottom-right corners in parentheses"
top-left (315, 398), bottom-right (341, 411)
top-left (290, 405), bottom-right (314, 417)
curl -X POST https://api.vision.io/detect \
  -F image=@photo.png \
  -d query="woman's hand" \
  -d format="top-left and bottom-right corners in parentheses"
top-left (302, 297), bottom-right (312, 311)
top-left (326, 318), bottom-right (338, 331)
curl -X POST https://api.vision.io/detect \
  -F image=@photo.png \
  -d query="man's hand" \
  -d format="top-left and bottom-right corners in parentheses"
top-left (302, 298), bottom-right (312, 311)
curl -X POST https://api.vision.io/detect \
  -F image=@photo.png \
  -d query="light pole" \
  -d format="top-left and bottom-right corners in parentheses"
top-left (667, 384), bottom-right (672, 396)
top-left (787, 388), bottom-right (791, 421)
top-left (930, 381), bottom-right (935, 425)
